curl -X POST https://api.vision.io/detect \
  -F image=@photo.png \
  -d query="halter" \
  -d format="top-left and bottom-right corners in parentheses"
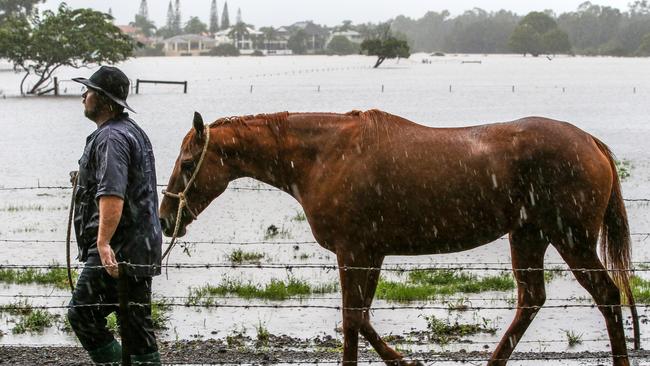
top-left (161, 126), bottom-right (211, 260)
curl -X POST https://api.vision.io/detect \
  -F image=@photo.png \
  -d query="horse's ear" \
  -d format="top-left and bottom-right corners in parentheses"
top-left (193, 112), bottom-right (204, 138)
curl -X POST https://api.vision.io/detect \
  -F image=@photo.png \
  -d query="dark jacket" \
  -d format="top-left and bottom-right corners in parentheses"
top-left (74, 113), bottom-right (162, 276)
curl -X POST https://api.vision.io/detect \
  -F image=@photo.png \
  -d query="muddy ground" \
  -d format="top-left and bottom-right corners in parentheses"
top-left (1, 334), bottom-right (649, 365)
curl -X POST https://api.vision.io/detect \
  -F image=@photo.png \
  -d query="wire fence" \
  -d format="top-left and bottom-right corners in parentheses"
top-left (1, 185), bottom-right (649, 364)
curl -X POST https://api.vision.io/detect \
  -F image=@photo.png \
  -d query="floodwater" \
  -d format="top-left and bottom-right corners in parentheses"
top-left (0, 54), bottom-right (649, 365)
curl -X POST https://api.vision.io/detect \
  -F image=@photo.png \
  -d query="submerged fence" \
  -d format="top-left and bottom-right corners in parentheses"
top-left (1, 184), bottom-right (649, 364)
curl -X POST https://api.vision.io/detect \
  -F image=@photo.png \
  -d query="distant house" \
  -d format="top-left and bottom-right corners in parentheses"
top-left (163, 34), bottom-right (217, 56)
top-left (261, 26), bottom-right (292, 55)
top-left (214, 25), bottom-right (262, 54)
top-left (290, 21), bottom-right (330, 53)
top-left (327, 30), bottom-right (363, 46)
top-left (118, 25), bottom-right (155, 47)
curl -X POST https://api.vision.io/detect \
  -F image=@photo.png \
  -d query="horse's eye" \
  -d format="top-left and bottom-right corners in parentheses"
top-left (180, 160), bottom-right (196, 171)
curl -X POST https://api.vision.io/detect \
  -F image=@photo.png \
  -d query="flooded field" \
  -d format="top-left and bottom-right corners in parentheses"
top-left (1, 54), bottom-right (649, 365)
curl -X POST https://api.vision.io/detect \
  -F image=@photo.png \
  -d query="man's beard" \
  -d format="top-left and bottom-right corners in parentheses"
top-left (84, 104), bottom-right (101, 121)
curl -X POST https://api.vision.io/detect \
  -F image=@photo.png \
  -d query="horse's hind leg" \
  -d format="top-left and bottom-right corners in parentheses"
top-left (490, 225), bottom-right (549, 366)
top-left (553, 237), bottom-right (630, 366)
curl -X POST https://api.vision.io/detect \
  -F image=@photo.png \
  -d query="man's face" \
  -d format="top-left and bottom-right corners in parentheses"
top-left (82, 88), bottom-right (102, 121)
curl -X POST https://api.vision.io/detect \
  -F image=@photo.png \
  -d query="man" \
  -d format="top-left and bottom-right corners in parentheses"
top-left (67, 66), bottom-right (162, 365)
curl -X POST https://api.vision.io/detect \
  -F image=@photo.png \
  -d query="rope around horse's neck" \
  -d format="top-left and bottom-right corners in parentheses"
top-left (161, 126), bottom-right (211, 262)
top-left (66, 172), bottom-right (79, 294)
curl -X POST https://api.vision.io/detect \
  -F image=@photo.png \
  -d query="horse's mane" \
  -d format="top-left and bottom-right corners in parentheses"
top-left (209, 112), bottom-right (290, 129)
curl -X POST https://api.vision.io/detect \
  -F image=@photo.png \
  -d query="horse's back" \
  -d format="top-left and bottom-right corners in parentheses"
top-left (303, 112), bottom-right (614, 255)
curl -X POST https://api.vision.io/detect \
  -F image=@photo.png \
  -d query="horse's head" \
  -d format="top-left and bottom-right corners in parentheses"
top-left (159, 112), bottom-right (233, 237)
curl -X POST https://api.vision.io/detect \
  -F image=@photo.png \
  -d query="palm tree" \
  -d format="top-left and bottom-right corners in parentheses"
top-left (228, 22), bottom-right (249, 49)
top-left (259, 26), bottom-right (277, 51)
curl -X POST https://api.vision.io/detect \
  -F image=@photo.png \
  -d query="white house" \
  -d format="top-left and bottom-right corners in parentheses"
top-left (215, 26), bottom-right (262, 53)
top-left (163, 34), bottom-right (217, 56)
top-left (327, 30), bottom-right (363, 46)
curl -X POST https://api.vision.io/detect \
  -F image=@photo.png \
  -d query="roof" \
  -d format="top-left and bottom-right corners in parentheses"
top-left (163, 34), bottom-right (216, 43)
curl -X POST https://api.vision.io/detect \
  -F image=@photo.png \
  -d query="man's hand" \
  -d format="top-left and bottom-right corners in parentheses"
top-left (98, 242), bottom-right (119, 278)
top-left (97, 196), bottom-right (124, 278)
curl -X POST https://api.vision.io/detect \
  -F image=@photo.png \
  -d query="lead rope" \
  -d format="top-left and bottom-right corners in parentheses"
top-left (66, 171), bottom-right (79, 294)
top-left (161, 126), bottom-right (211, 267)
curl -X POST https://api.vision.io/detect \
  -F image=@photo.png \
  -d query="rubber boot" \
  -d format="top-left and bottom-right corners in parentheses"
top-left (88, 339), bottom-right (122, 365)
top-left (132, 351), bottom-right (162, 365)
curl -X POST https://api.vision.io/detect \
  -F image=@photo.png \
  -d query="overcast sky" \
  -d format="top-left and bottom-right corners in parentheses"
top-left (40, 1), bottom-right (633, 28)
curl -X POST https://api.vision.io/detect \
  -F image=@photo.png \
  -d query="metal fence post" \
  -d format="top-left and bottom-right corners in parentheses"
top-left (118, 262), bottom-right (132, 366)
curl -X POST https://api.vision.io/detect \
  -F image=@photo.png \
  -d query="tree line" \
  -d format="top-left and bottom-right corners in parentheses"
top-left (391, 1), bottom-right (650, 56)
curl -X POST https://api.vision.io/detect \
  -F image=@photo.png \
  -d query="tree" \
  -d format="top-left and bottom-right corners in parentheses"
top-left (209, 0), bottom-right (219, 33)
top-left (509, 24), bottom-right (543, 56)
top-left (542, 28), bottom-right (571, 55)
top-left (327, 35), bottom-right (359, 55)
top-left (636, 32), bottom-right (650, 55)
top-left (221, 1), bottom-right (230, 30)
top-left (509, 11), bottom-right (571, 56)
top-left (519, 11), bottom-right (558, 34)
top-left (0, 0), bottom-right (43, 21)
top-left (360, 36), bottom-right (410, 68)
top-left (208, 43), bottom-right (239, 56)
top-left (287, 29), bottom-right (308, 54)
top-left (184, 16), bottom-right (207, 34)
top-left (0, 4), bottom-right (133, 95)
top-left (259, 26), bottom-right (276, 51)
top-left (138, 0), bottom-right (149, 19)
top-left (131, 14), bottom-right (156, 37)
top-left (173, 0), bottom-right (181, 33)
top-left (228, 22), bottom-right (249, 49)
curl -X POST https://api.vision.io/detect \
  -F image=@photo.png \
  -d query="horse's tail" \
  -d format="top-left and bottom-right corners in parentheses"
top-left (593, 137), bottom-right (640, 350)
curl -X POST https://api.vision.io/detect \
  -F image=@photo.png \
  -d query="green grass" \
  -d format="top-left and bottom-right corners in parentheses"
top-left (376, 269), bottom-right (515, 302)
top-left (544, 266), bottom-right (567, 283)
top-left (256, 321), bottom-right (270, 345)
top-left (291, 211), bottom-right (307, 222)
top-left (0, 266), bottom-right (78, 289)
top-left (263, 224), bottom-right (292, 240)
top-left (187, 277), bottom-right (339, 304)
top-left (423, 315), bottom-right (497, 345)
top-left (0, 204), bottom-right (67, 212)
top-left (564, 329), bottom-right (583, 347)
top-left (615, 159), bottom-right (632, 180)
top-left (12, 309), bottom-right (57, 334)
top-left (631, 275), bottom-right (650, 303)
top-left (228, 249), bottom-right (265, 264)
top-left (105, 298), bottom-right (171, 333)
top-left (0, 299), bottom-right (33, 316)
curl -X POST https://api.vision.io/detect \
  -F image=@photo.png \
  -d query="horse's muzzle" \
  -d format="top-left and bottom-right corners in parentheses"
top-left (160, 216), bottom-right (186, 238)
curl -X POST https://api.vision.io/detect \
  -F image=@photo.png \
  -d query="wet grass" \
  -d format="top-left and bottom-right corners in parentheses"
top-left (12, 309), bottom-right (57, 334)
top-left (228, 249), bottom-right (265, 264)
top-left (423, 314), bottom-right (497, 345)
top-left (291, 211), bottom-right (307, 222)
top-left (563, 329), bottom-right (583, 347)
top-left (255, 321), bottom-right (270, 346)
top-left (263, 224), bottom-right (292, 240)
top-left (186, 277), bottom-right (339, 304)
top-left (631, 275), bottom-right (650, 303)
top-left (0, 204), bottom-right (67, 212)
top-left (106, 298), bottom-right (172, 332)
top-left (614, 158), bottom-right (632, 180)
top-left (0, 266), bottom-right (79, 289)
top-left (376, 269), bottom-right (515, 302)
top-left (544, 266), bottom-right (568, 283)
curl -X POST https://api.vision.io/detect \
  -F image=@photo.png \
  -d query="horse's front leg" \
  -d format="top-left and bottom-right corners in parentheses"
top-left (337, 251), bottom-right (420, 366)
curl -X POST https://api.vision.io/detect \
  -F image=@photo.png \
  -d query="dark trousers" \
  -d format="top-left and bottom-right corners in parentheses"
top-left (67, 255), bottom-right (158, 355)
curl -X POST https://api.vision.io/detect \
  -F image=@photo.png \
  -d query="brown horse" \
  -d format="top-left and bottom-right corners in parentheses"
top-left (159, 110), bottom-right (639, 366)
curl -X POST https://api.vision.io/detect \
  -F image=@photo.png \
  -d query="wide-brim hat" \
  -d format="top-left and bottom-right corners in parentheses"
top-left (73, 66), bottom-right (136, 113)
